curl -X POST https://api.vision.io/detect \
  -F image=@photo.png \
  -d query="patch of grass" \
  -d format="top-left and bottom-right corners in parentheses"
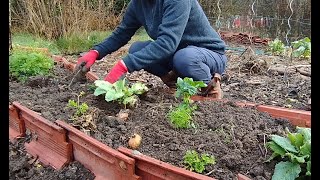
top-left (12, 32), bottom-right (60, 54)
top-left (55, 31), bottom-right (112, 55)
top-left (12, 29), bottom-right (151, 56)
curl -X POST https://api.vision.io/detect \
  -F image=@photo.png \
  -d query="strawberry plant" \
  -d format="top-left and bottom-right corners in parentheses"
top-left (67, 91), bottom-right (89, 119)
top-left (9, 50), bottom-right (54, 82)
top-left (291, 37), bottom-right (311, 59)
top-left (167, 77), bottom-right (206, 128)
top-left (175, 77), bottom-right (207, 104)
top-left (93, 79), bottom-right (148, 108)
top-left (183, 150), bottom-right (216, 173)
top-left (266, 126), bottom-right (311, 180)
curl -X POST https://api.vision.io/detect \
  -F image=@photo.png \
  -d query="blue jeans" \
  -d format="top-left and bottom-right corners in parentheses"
top-left (128, 41), bottom-right (227, 84)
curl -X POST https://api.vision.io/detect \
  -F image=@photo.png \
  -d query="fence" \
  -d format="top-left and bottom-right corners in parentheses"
top-left (200, 0), bottom-right (311, 44)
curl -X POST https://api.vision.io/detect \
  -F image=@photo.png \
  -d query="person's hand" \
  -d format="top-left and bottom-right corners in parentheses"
top-left (75, 50), bottom-right (99, 73)
top-left (104, 60), bottom-right (128, 83)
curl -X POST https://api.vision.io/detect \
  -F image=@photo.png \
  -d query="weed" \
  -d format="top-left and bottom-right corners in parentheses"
top-left (183, 150), bottom-right (216, 173)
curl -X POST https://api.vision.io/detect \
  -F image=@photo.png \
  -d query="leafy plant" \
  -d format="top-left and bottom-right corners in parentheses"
top-left (267, 38), bottom-right (286, 56)
top-left (93, 79), bottom-right (148, 108)
top-left (291, 37), bottom-right (311, 59)
top-left (67, 91), bottom-right (89, 118)
top-left (266, 126), bottom-right (311, 180)
top-left (167, 77), bottom-right (206, 128)
top-left (9, 50), bottom-right (54, 82)
top-left (183, 150), bottom-right (216, 173)
top-left (167, 104), bottom-right (196, 129)
top-left (175, 77), bottom-right (207, 104)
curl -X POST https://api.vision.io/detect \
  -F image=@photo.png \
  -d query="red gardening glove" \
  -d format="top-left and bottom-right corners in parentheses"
top-left (104, 60), bottom-right (128, 83)
top-left (75, 50), bottom-right (99, 73)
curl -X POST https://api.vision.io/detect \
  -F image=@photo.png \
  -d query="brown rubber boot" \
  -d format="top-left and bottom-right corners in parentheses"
top-left (199, 73), bottom-right (223, 99)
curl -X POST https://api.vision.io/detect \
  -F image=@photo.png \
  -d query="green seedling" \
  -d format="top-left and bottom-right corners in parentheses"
top-left (9, 50), bottom-right (54, 82)
top-left (175, 77), bottom-right (207, 105)
top-left (183, 150), bottom-right (216, 173)
top-left (167, 104), bottom-right (197, 129)
top-left (93, 79), bottom-right (148, 108)
top-left (266, 126), bottom-right (311, 180)
top-left (167, 77), bottom-right (206, 129)
top-left (67, 91), bottom-right (89, 118)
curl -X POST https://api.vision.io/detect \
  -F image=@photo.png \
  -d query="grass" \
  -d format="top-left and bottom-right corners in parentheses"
top-left (12, 32), bottom-right (61, 54)
top-left (12, 28), bottom-right (151, 55)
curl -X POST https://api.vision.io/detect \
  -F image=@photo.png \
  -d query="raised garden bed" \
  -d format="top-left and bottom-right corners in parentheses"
top-left (9, 54), bottom-right (310, 180)
top-left (9, 133), bottom-right (95, 180)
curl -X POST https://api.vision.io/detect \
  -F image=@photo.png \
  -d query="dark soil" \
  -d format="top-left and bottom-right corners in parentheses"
top-left (9, 132), bottom-right (95, 180)
top-left (9, 64), bottom-right (300, 180)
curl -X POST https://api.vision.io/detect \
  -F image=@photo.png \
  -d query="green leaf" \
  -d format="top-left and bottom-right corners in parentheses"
top-left (306, 160), bottom-right (311, 176)
top-left (129, 82), bottom-right (149, 94)
top-left (299, 140), bottom-right (311, 156)
top-left (114, 79), bottom-right (126, 92)
top-left (296, 127), bottom-right (311, 142)
top-left (123, 96), bottom-right (137, 106)
top-left (272, 161), bottom-right (301, 180)
top-left (105, 88), bottom-right (124, 102)
top-left (94, 80), bottom-right (113, 91)
top-left (201, 154), bottom-right (216, 164)
top-left (194, 163), bottom-right (205, 173)
top-left (287, 132), bottom-right (304, 149)
top-left (266, 141), bottom-right (286, 157)
top-left (271, 135), bottom-right (298, 153)
top-left (285, 153), bottom-right (307, 164)
top-left (93, 87), bottom-right (107, 96)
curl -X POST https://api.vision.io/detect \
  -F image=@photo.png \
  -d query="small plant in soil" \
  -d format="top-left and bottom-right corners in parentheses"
top-left (67, 91), bottom-right (89, 118)
top-left (9, 49), bottom-right (54, 82)
top-left (183, 150), bottom-right (216, 173)
top-left (93, 79), bottom-right (149, 108)
top-left (167, 103), bottom-right (196, 128)
top-left (167, 77), bottom-right (206, 128)
top-left (266, 126), bottom-right (311, 180)
top-left (66, 91), bottom-right (97, 134)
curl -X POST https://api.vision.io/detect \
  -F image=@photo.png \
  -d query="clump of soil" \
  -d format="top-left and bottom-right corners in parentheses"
top-left (9, 64), bottom-right (300, 179)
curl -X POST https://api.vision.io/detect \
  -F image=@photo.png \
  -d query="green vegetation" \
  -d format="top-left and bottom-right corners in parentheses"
top-left (266, 127), bottom-right (311, 180)
top-left (167, 77), bottom-right (206, 129)
top-left (291, 37), bottom-right (311, 59)
top-left (55, 31), bottom-right (112, 55)
top-left (12, 29), bottom-right (150, 55)
top-left (12, 32), bottom-right (60, 54)
top-left (266, 38), bottom-right (286, 56)
top-left (93, 79), bottom-right (148, 108)
top-left (183, 150), bottom-right (216, 173)
top-left (9, 49), bottom-right (54, 82)
top-left (266, 37), bottom-right (311, 59)
top-left (66, 91), bottom-right (89, 119)
top-left (167, 104), bottom-right (196, 129)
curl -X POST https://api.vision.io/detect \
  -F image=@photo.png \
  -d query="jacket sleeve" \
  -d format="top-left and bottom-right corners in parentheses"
top-left (92, 1), bottom-right (141, 60)
top-left (123, 0), bottom-right (191, 73)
